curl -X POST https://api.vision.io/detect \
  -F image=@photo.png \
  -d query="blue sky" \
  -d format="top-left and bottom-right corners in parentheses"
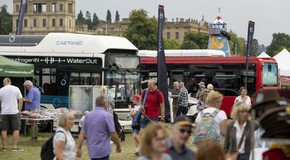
top-left (1, 0), bottom-right (289, 46)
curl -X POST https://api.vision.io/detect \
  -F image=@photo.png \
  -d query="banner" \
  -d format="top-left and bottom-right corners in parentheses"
top-left (16, 0), bottom-right (27, 35)
top-left (157, 5), bottom-right (170, 119)
top-left (245, 21), bottom-right (255, 88)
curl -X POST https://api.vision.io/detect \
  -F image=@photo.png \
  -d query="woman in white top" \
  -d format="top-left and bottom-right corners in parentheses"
top-left (194, 91), bottom-right (228, 141)
top-left (53, 112), bottom-right (76, 160)
top-left (234, 87), bottom-right (251, 106)
top-left (224, 102), bottom-right (258, 160)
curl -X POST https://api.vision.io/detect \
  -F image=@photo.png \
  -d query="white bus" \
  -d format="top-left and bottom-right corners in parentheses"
top-left (0, 33), bottom-right (141, 121)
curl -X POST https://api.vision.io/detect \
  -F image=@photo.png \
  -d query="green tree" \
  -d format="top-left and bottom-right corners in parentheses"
top-left (76, 10), bottom-right (86, 24)
top-left (124, 9), bottom-right (157, 50)
top-left (267, 33), bottom-right (290, 57)
top-left (0, 5), bottom-right (12, 34)
top-left (229, 31), bottom-right (246, 56)
top-left (115, 10), bottom-right (120, 22)
top-left (250, 39), bottom-right (259, 56)
top-left (85, 11), bottom-right (92, 30)
top-left (106, 9), bottom-right (112, 23)
top-left (180, 41), bottom-right (199, 49)
top-left (180, 32), bottom-right (208, 49)
top-left (164, 39), bottom-right (179, 49)
top-left (92, 13), bottom-right (99, 30)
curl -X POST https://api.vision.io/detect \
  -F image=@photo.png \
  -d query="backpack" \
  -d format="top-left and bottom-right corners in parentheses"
top-left (193, 109), bottom-right (220, 144)
top-left (40, 131), bottom-right (66, 160)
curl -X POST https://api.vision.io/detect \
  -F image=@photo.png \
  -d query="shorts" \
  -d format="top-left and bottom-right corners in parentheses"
top-left (1, 114), bottom-right (20, 131)
top-left (172, 104), bottom-right (178, 113)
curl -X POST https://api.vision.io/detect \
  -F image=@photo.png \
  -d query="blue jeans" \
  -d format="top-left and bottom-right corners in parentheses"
top-left (140, 116), bottom-right (159, 129)
top-left (238, 153), bottom-right (246, 160)
top-left (176, 106), bottom-right (189, 117)
top-left (91, 155), bottom-right (109, 160)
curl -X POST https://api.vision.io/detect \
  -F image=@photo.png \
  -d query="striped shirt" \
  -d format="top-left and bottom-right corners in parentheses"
top-left (178, 87), bottom-right (188, 107)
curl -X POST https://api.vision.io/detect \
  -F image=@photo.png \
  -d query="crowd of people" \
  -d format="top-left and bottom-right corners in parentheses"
top-left (0, 77), bottom-right (281, 160)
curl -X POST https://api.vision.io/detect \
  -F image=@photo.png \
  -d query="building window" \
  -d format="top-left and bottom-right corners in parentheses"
top-left (59, 4), bottom-right (63, 12)
top-left (68, 3), bottom-right (73, 13)
top-left (175, 32), bottom-right (179, 40)
top-left (33, 3), bottom-right (42, 13)
top-left (60, 19), bottom-right (63, 27)
top-left (33, 19), bottom-right (37, 27)
top-left (52, 19), bottom-right (56, 27)
top-left (16, 19), bottom-right (18, 26)
top-left (52, 3), bottom-right (56, 13)
top-left (184, 32), bottom-right (187, 36)
top-left (167, 32), bottom-right (170, 39)
top-left (24, 19), bottom-right (27, 27)
top-left (16, 4), bottom-right (19, 12)
top-left (33, 3), bottom-right (37, 13)
top-left (69, 19), bottom-right (71, 28)
top-left (41, 4), bottom-right (46, 13)
top-left (43, 19), bottom-right (46, 27)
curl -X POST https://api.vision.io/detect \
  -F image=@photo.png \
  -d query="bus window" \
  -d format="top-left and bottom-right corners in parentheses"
top-left (80, 73), bottom-right (90, 85)
top-left (91, 73), bottom-right (101, 85)
top-left (263, 63), bottom-right (278, 85)
top-left (70, 72), bottom-right (79, 85)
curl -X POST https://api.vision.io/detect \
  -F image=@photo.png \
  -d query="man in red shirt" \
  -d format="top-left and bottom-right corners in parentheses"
top-left (140, 80), bottom-right (165, 129)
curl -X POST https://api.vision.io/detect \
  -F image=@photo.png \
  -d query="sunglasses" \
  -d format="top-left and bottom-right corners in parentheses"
top-left (179, 128), bottom-right (192, 135)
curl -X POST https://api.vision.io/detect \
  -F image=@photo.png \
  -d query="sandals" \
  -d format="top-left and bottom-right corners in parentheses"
top-left (12, 148), bottom-right (24, 152)
top-left (2, 148), bottom-right (7, 152)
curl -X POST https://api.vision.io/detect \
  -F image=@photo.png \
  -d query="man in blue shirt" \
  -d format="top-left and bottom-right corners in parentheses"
top-left (23, 80), bottom-right (41, 141)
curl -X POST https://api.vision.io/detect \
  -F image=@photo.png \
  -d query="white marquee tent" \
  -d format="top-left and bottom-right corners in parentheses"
top-left (273, 48), bottom-right (290, 76)
top-left (257, 52), bottom-right (271, 58)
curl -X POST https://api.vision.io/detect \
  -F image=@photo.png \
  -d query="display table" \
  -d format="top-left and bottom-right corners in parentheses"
top-left (21, 117), bottom-right (54, 136)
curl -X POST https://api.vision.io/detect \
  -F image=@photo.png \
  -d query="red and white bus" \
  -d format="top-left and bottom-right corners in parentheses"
top-left (138, 50), bottom-right (279, 116)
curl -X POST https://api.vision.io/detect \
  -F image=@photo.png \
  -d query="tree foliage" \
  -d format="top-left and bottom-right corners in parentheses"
top-left (76, 10), bottom-right (86, 24)
top-left (164, 39), bottom-right (179, 49)
top-left (0, 5), bottom-right (12, 34)
top-left (124, 9), bottom-right (158, 50)
top-left (86, 11), bottom-right (92, 30)
top-left (106, 9), bottom-right (112, 23)
top-left (250, 39), bottom-right (259, 56)
top-left (115, 10), bottom-right (120, 22)
top-left (180, 32), bottom-right (208, 49)
top-left (229, 31), bottom-right (246, 56)
top-left (267, 33), bottom-right (290, 57)
top-left (92, 13), bottom-right (99, 30)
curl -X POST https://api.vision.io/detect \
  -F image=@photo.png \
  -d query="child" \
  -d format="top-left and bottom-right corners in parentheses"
top-left (128, 94), bottom-right (141, 156)
top-left (79, 111), bottom-right (89, 133)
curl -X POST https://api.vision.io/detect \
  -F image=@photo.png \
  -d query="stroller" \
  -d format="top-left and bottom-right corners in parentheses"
top-left (113, 111), bottom-right (125, 141)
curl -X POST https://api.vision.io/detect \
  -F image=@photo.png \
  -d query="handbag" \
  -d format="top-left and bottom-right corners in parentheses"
top-left (226, 128), bottom-right (246, 160)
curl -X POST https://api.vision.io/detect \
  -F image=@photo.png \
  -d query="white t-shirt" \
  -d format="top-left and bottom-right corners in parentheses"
top-left (234, 96), bottom-right (251, 106)
top-left (234, 120), bottom-right (246, 153)
top-left (0, 85), bottom-right (23, 115)
top-left (53, 127), bottom-right (76, 160)
top-left (195, 107), bottom-right (227, 135)
top-left (133, 105), bottom-right (140, 112)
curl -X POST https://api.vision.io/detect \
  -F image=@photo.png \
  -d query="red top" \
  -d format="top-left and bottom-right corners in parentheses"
top-left (141, 89), bottom-right (164, 118)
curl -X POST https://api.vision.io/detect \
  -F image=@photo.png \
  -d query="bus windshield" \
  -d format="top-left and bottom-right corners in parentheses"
top-left (263, 63), bottom-right (278, 85)
top-left (108, 55), bottom-right (139, 69)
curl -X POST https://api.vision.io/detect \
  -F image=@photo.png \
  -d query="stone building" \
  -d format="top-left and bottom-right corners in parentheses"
top-left (12, 0), bottom-right (208, 44)
top-left (12, 0), bottom-right (76, 35)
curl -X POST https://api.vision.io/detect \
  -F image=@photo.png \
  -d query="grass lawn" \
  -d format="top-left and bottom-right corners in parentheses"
top-left (1, 124), bottom-right (197, 160)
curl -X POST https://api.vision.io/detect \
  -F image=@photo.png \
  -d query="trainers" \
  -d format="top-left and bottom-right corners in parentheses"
top-left (2, 148), bottom-right (7, 152)
top-left (12, 148), bottom-right (24, 152)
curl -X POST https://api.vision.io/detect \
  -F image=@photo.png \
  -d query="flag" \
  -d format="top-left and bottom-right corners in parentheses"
top-left (157, 5), bottom-right (170, 119)
top-left (245, 21), bottom-right (255, 88)
top-left (16, 0), bottom-right (27, 35)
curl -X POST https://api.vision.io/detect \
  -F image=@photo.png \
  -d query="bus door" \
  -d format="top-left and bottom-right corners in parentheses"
top-left (170, 70), bottom-right (184, 89)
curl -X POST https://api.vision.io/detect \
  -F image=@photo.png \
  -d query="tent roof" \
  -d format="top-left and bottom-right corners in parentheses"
top-left (257, 52), bottom-right (271, 58)
top-left (0, 55), bottom-right (34, 77)
top-left (274, 49), bottom-right (290, 76)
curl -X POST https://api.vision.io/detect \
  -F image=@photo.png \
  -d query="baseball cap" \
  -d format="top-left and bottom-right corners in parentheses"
top-left (173, 115), bottom-right (192, 127)
top-left (132, 94), bottom-right (141, 101)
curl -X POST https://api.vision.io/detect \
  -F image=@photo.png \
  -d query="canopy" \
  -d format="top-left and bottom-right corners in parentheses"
top-left (274, 49), bottom-right (290, 76)
top-left (257, 52), bottom-right (271, 58)
top-left (0, 55), bottom-right (34, 77)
